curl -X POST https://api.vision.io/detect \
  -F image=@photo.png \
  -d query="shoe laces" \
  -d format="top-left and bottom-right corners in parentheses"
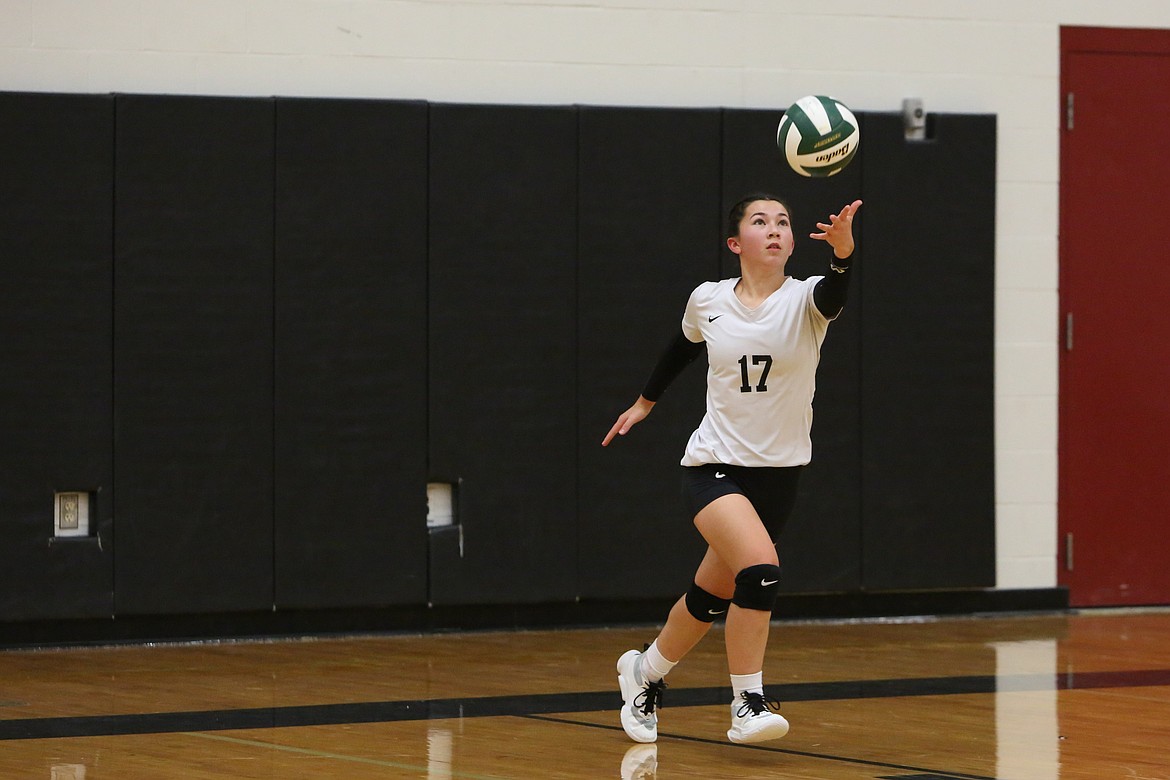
top-left (735, 690), bottom-right (780, 718)
top-left (634, 678), bottom-right (667, 716)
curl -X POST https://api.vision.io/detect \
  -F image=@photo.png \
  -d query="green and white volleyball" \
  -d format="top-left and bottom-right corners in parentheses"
top-left (777, 95), bottom-right (860, 178)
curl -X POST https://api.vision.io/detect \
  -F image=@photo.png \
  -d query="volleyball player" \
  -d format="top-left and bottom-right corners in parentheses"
top-left (602, 193), bottom-right (862, 744)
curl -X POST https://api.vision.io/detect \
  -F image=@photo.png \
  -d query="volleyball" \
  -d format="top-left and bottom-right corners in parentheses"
top-left (777, 95), bottom-right (860, 177)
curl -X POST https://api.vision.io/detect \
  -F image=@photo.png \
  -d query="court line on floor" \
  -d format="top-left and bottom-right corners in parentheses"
top-left (523, 713), bottom-right (994, 780)
top-left (182, 732), bottom-right (512, 780)
top-left (2, 668), bottom-right (1167, 741)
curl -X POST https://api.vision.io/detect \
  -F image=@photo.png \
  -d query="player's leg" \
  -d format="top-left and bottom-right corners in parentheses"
top-left (693, 493), bottom-right (790, 743)
top-left (693, 493), bottom-right (777, 672)
top-left (617, 547), bottom-right (732, 743)
top-left (655, 546), bottom-right (734, 659)
top-left (617, 466), bottom-right (737, 743)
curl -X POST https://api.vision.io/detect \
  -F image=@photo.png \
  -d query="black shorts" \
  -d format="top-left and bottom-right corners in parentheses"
top-left (681, 463), bottom-right (803, 541)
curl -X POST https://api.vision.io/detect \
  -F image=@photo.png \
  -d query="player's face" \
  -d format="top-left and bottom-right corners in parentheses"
top-left (728, 200), bottom-right (793, 267)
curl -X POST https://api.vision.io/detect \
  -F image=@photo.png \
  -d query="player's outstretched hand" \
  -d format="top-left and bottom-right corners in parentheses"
top-left (810, 199), bottom-right (863, 259)
top-left (602, 397), bottom-right (656, 446)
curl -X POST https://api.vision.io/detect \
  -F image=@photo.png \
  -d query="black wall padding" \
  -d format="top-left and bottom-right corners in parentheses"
top-left (427, 104), bottom-right (579, 605)
top-left (1, 92), bottom-right (1001, 631)
top-left (721, 108), bottom-right (864, 593)
top-left (273, 98), bottom-right (429, 608)
top-left (576, 107), bottom-right (721, 599)
top-left (0, 93), bottom-right (115, 619)
top-left (859, 113), bottom-right (997, 589)
top-left (113, 95), bottom-right (276, 615)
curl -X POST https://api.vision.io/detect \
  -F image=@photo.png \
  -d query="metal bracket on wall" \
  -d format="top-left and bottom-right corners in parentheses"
top-left (903, 97), bottom-right (926, 141)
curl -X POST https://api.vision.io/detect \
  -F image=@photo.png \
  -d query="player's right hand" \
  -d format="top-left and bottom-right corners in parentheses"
top-left (602, 397), bottom-right (656, 446)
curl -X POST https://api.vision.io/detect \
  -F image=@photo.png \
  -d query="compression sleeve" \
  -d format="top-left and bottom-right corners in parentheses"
top-left (813, 257), bottom-right (853, 319)
top-left (641, 331), bottom-right (705, 401)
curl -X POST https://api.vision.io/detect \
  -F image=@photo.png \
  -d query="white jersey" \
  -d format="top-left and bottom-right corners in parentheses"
top-left (679, 276), bottom-right (832, 468)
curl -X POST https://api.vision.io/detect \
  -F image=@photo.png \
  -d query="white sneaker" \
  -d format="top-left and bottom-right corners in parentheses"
top-left (727, 691), bottom-right (789, 743)
top-left (617, 648), bottom-right (666, 743)
top-left (620, 743), bottom-right (658, 779)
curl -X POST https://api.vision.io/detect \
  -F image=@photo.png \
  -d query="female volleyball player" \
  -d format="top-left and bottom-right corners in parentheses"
top-left (602, 193), bottom-right (862, 744)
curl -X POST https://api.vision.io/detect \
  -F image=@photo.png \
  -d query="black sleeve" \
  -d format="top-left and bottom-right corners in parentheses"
top-left (813, 257), bottom-right (853, 319)
top-left (641, 330), bottom-right (705, 402)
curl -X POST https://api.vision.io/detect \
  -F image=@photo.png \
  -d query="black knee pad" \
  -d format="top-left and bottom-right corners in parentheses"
top-left (732, 564), bottom-right (782, 611)
top-left (684, 582), bottom-right (732, 622)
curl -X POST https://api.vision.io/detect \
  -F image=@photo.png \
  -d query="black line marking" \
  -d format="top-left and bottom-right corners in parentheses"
top-left (522, 714), bottom-right (998, 780)
top-left (2, 668), bottom-right (1166, 741)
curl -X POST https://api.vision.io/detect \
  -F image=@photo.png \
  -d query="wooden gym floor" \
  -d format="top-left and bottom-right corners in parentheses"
top-left (1, 609), bottom-right (1168, 779)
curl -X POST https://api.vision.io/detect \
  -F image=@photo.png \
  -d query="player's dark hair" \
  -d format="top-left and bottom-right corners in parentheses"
top-left (727, 193), bottom-right (791, 239)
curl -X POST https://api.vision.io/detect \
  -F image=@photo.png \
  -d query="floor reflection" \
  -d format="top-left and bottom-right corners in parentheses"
top-left (995, 638), bottom-right (1059, 780)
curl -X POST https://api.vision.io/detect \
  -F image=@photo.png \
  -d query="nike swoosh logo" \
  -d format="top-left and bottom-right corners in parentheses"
top-left (714, 472), bottom-right (725, 479)
top-left (760, 579), bottom-right (778, 587)
top-left (708, 314), bottom-right (723, 322)
top-left (708, 608), bottom-right (726, 615)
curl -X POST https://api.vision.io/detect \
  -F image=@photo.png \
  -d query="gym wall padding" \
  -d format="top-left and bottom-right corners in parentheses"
top-left (859, 113), bottom-right (997, 589)
top-left (113, 95), bottom-right (276, 615)
top-left (0, 91), bottom-right (1001, 636)
top-left (0, 92), bottom-right (115, 620)
top-left (427, 104), bottom-right (580, 605)
top-left (575, 106), bottom-right (721, 600)
top-left (721, 108), bottom-right (865, 594)
top-left (273, 98), bottom-right (429, 609)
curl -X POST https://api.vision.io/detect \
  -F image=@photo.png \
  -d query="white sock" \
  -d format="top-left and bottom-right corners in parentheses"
top-left (730, 671), bottom-right (763, 699)
top-left (641, 641), bottom-right (677, 682)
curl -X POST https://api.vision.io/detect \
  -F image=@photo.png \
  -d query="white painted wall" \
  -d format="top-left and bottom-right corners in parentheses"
top-left (5, 1), bottom-right (1170, 592)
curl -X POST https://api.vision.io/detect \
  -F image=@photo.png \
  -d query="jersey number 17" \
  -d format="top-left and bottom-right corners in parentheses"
top-left (737, 354), bottom-right (773, 393)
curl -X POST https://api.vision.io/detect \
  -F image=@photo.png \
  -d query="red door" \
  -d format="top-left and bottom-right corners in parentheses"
top-left (1060, 27), bottom-right (1170, 606)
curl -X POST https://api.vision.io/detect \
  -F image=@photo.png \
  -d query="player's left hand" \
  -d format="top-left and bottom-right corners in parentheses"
top-left (811, 199), bottom-right (863, 259)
